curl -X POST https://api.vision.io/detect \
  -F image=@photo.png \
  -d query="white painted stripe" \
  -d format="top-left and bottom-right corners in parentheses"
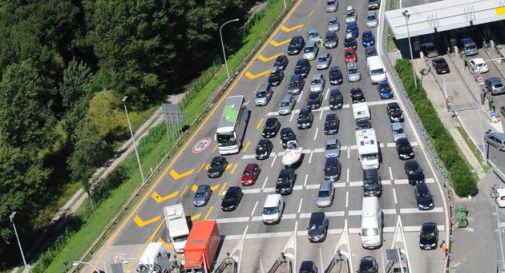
top-left (333, 182), bottom-right (346, 188)
top-left (340, 145), bottom-right (348, 150)
top-left (400, 207), bottom-right (444, 214)
top-left (293, 185), bottom-right (303, 191)
top-left (343, 104), bottom-right (351, 109)
top-left (382, 209), bottom-right (397, 214)
top-left (305, 184), bottom-right (319, 189)
top-left (283, 213), bottom-right (297, 219)
top-left (348, 210), bottom-right (361, 216)
top-left (368, 99), bottom-right (397, 106)
top-left (297, 91), bottom-right (304, 103)
top-left (325, 88), bottom-right (330, 100)
top-left (319, 107), bottom-right (324, 120)
top-left (251, 201), bottom-right (258, 217)
top-left (262, 176), bottom-right (269, 191)
top-left (346, 168), bottom-right (350, 183)
top-left (313, 148), bottom-right (325, 153)
top-left (216, 217), bottom-right (250, 223)
top-left (304, 174), bottom-right (309, 187)
top-left (393, 187), bottom-right (398, 204)
top-left (326, 211), bottom-right (346, 217)
top-left (270, 153), bottom-right (277, 167)
top-left (349, 181), bottom-right (363, 187)
top-left (242, 154), bottom-right (256, 159)
top-left (289, 111), bottom-right (295, 122)
top-left (314, 127), bottom-right (319, 141)
top-left (299, 213), bottom-right (311, 219)
top-left (309, 150), bottom-right (314, 164)
top-left (264, 100), bottom-right (394, 117)
top-left (386, 142), bottom-right (396, 148)
top-left (348, 228), bottom-right (361, 234)
top-left (389, 166), bottom-right (394, 181)
top-left (242, 188), bottom-right (261, 194)
top-left (263, 187), bottom-right (275, 193)
top-left (345, 190), bottom-right (349, 208)
top-left (298, 198), bottom-right (303, 213)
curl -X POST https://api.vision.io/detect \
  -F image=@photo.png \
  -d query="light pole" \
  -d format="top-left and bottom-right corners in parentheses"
top-left (9, 212), bottom-right (27, 268)
top-left (219, 18), bottom-right (240, 79)
top-left (402, 10), bottom-right (417, 88)
top-left (122, 96), bottom-right (146, 184)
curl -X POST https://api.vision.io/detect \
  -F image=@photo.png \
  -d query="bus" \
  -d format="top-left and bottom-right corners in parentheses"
top-left (216, 95), bottom-right (249, 155)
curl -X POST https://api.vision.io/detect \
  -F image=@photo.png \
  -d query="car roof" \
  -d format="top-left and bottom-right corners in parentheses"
top-left (326, 113), bottom-right (337, 120)
top-left (300, 261), bottom-right (314, 271)
top-left (308, 28), bottom-right (318, 34)
top-left (405, 159), bottom-right (420, 169)
top-left (245, 163), bottom-right (258, 171)
top-left (396, 137), bottom-right (409, 144)
top-left (306, 40), bottom-right (317, 47)
top-left (291, 74), bottom-right (302, 80)
top-left (326, 138), bottom-right (338, 145)
top-left (280, 168), bottom-right (294, 176)
top-left (347, 21), bottom-right (357, 27)
top-left (346, 5), bottom-right (353, 10)
top-left (276, 55), bottom-right (287, 61)
top-left (266, 117), bottom-right (278, 124)
top-left (488, 77), bottom-right (502, 83)
top-left (300, 107), bottom-right (311, 114)
top-left (312, 73), bottom-right (322, 80)
top-left (281, 127), bottom-right (294, 133)
top-left (309, 91), bottom-right (320, 97)
top-left (330, 89), bottom-right (341, 95)
top-left (197, 184), bottom-right (209, 192)
top-left (309, 211), bottom-right (326, 224)
top-left (319, 179), bottom-right (333, 190)
top-left (351, 87), bottom-right (362, 92)
top-left (212, 156), bottom-right (224, 163)
top-left (388, 102), bottom-right (400, 108)
top-left (470, 57), bottom-right (485, 64)
top-left (325, 156), bottom-right (337, 164)
top-left (363, 168), bottom-right (378, 179)
top-left (392, 122), bottom-right (403, 130)
top-left (416, 182), bottom-right (429, 192)
top-left (281, 94), bottom-right (293, 101)
top-left (422, 222), bottom-right (437, 231)
top-left (347, 61), bottom-right (358, 69)
top-left (328, 15), bottom-right (337, 21)
top-left (318, 52), bottom-right (329, 58)
top-left (364, 30), bottom-right (372, 35)
top-left (227, 186), bottom-right (240, 194)
top-left (258, 139), bottom-right (271, 145)
top-left (330, 66), bottom-right (340, 71)
top-left (461, 37), bottom-right (474, 43)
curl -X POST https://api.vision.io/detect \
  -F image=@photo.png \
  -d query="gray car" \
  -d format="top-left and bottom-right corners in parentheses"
top-left (254, 84), bottom-right (273, 106)
top-left (327, 16), bottom-right (340, 32)
top-left (307, 28), bottom-right (321, 43)
top-left (347, 61), bottom-right (361, 82)
top-left (316, 53), bottom-right (332, 70)
top-left (345, 5), bottom-right (357, 23)
top-left (391, 122), bottom-right (407, 142)
top-left (303, 41), bottom-right (319, 60)
top-left (485, 130), bottom-right (505, 151)
top-left (366, 11), bottom-right (378, 28)
top-left (278, 94), bottom-right (296, 115)
top-left (325, 138), bottom-right (341, 158)
top-left (193, 184), bottom-right (212, 207)
top-left (326, 0), bottom-right (338, 12)
top-left (316, 180), bottom-right (334, 207)
top-left (310, 74), bottom-right (325, 92)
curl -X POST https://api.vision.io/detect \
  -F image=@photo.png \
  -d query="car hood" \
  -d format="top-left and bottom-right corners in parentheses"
top-left (208, 166), bottom-right (220, 173)
top-left (420, 235), bottom-right (436, 245)
top-left (308, 227), bottom-right (325, 238)
top-left (242, 175), bottom-right (254, 181)
top-left (221, 199), bottom-right (235, 207)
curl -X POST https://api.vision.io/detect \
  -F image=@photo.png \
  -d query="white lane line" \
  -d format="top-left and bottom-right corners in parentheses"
top-left (392, 187), bottom-right (398, 204)
top-left (314, 127), bottom-right (319, 141)
top-left (297, 90), bottom-right (304, 103)
top-left (300, 211), bottom-right (345, 218)
top-left (271, 154), bottom-right (277, 167)
top-left (242, 188), bottom-right (261, 194)
top-left (293, 185), bottom-right (303, 191)
top-left (382, 209), bottom-right (396, 214)
top-left (242, 154), bottom-right (256, 159)
top-left (304, 174), bottom-right (309, 187)
top-left (400, 207), bottom-right (444, 214)
top-left (388, 166), bottom-right (394, 181)
top-left (346, 168), bottom-right (350, 183)
top-left (306, 184), bottom-right (319, 189)
top-left (298, 198), bottom-right (303, 213)
top-left (290, 111), bottom-right (295, 122)
top-left (313, 148), bottom-right (325, 153)
top-left (262, 176), bottom-right (269, 191)
top-left (325, 88), bottom-right (330, 100)
top-left (368, 99), bottom-right (397, 106)
top-left (251, 201), bottom-right (258, 217)
top-left (349, 181), bottom-right (363, 187)
top-left (319, 107), bottom-right (324, 120)
top-left (309, 150), bottom-right (314, 164)
top-left (345, 190), bottom-right (349, 208)
top-left (216, 217), bottom-right (250, 223)
top-left (347, 146), bottom-right (351, 159)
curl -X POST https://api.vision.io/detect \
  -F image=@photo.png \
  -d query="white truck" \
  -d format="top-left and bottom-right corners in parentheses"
top-left (355, 128), bottom-right (380, 169)
top-left (163, 203), bottom-right (190, 253)
top-left (352, 102), bottom-right (370, 129)
top-left (136, 242), bottom-right (170, 273)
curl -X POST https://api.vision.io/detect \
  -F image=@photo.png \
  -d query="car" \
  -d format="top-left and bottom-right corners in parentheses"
top-left (294, 58), bottom-right (311, 78)
top-left (297, 107), bottom-right (314, 129)
top-left (459, 37), bottom-right (478, 56)
top-left (344, 33), bottom-right (358, 49)
top-left (363, 168), bottom-right (382, 197)
top-left (307, 28), bottom-right (321, 43)
top-left (307, 212), bottom-right (329, 242)
top-left (362, 30), bottom-right (375, 47)
top-left (356, 118), bottom-right (371, 130)
top-left (387, 102), bottom-right (404, 122)
top-left (350, 87), bottom-right (365, 103)
top-left (324, 31), bottom-right (338, 49)
top-left (241, 163), bottom-right (261, 186)
top-left (221, 186), bottom-right (243, 211)
top-left (396, 137), bottom-right (415, 160)
top-left (329, 66), bottom-right (343, 85)
top-left (299, 261), bottom-right (318, 273)
top-left (307, 91), bottom-right (323, 109)
top-left (485, 77), bottom-right (505, 95)
top-left (256, 139), bottom-right (273, 160)
top-left (366, 11), bottom-right (378, 28)
top-left (404, 160), bottom-right (425, 185)
top-left (273, 55), bottom-right (289, 71)
top-left (365, 46), bottom-right (378, 58)
top-left (287, 74), bottom-right (305, 95)
top-left (324, 113), bottom-right (339, 135)
top-left (324, 156), bottom-right (341, 181)
top-left (268, 67), bottom-right (284, 87)
top-left (327, 16), bottom-right (340, 32)
top-left (368, 0), bottom-right (381, 9)
top-left (419, 222), bottom-right (439, 250)
top-left (207, 156), bottom-right (228, 178)
top-left (288, 36), bottom-right (305, 55)
top-left (358, 256), bottom-right (378, 273)
top-left (345, 22), bottom-right (359, 38)
top-left (468, 57), bottom-right (489, 74)
top-left (193, 184), bottom-right (212, 207)
top-left (345, 5), bottom-right (357, 23)
top-left (278, 94), bottom-right (296, 115)
top-left (326, 0), bottom-right (338, 12)
top-left (281, 127), bottom-right (297, 149)
top-left (416, 182), bottom-right (434, 210)
top-left (329, 89), bottom-right (343, 109)
top-left (432, 57), bottom-right (450, 74)
top-left (276, 168), bottom-right (296, 195)
top-left (316, 180), bottom-right (335, 207)
top-left (255, 84), bottom-right (273, 106)
top-left (262, 117), bottom-right (281, 138)
top-left (347, 61), bottom-right (361, 82)
top-left (344, 48), bottom-right (357, 63)
top-left (485, 130), bottom-right (505, 151)
top-left (316, 53), bottom-right (332, 70)
top-left (421, 42), bottom-right (439, 58)
top-left (303, 41), bottom-right (319, 60)
top-left (310, 73), bottom-right (325, 92)
top-left (325, 138), bottom-right (341, 158)
top-left (378, 80), bottom-right (393, 99)
top-left (391, 122), bottom-right (407, 142)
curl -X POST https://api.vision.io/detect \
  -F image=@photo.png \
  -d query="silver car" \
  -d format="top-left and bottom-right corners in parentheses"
top-left (310, 74), bottom-right (325, 92)
top-left (316, 52), bottom-right (332, 70)
top-left (326, 0), bottom-right (338, 12)
top-left (316, 180), bottom-right (334, 207)
top-left (347, 61), bottom-right (361, 82)
top-left (485, 130), bottom-right (505, 151)
top-left (391, 122), bottom-right (407, 142)
top-left (303, 41), bottom-right (319, 60)
top-left (345, 5), bottom-right (357, 23)
top-left (327, 16), bottom-right (340, 32)
top-left (193, 184), bottom-right (212, 207)
top-left (254, 84), bottom-right (273, 106)
top-left (325, 138), bottom-right (341, 158)
top-left (278, 94), bottom-right (296, 115)
top-left (366, 11), bottom-right (378, 28)
top-left (307, 28), bottom-right (321, 43)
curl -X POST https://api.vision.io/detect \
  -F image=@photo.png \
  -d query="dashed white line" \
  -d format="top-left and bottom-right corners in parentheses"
top-left (298, 198), bottom-right (303, 213)
top-left (388, 166), bottom-right (394, 181)
top-left (314, 127), bottom-right (319, 140)
top-left (347, 146), bottom-right (351, 159)
top-left (325, 88), bottom-right (330, 100)
top-left (262, 176), bottom-right (269, 191)
top-left (309, 150), bottom-right (314, 164)
top-left (345, 190), bottom-right (349, 208)
top-left (392, 187), bottom-right (398, 204)
top-left (319, 107), bottom-right (324, 120)
top-left (271, 154), bottom-right (277, 167)
top-left (290, 111), bottom-right (295, 122)
top-left (346, 168), bottom-right (350, 183)
top-left (251, 201), bottom-right (258, 217)
top-left (297, 90), bottom-right (304, 103)
top-left (304, 174), bottom-right (309, 187)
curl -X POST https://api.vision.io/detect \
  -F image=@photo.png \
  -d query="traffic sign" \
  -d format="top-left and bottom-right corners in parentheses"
top-left (192, 137), bottom-right (212, 154)
top-left (446, 95), bottom-right (455, 104)
top-left (477, 75), bottom-right (485, 85)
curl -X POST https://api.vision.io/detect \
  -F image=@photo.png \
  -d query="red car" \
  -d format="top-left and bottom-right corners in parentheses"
top-left (241, 163), bottom-right (261, 186)
top-left (344, 48), bottom-right (357, 63)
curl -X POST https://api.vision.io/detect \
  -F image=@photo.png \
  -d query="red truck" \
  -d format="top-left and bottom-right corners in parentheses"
top-left (184, 220), bottom-right (221, 272)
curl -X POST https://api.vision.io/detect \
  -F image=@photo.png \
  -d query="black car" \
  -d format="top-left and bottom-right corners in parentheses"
top-left (358, 256), bottom-right (378, 273)
top-left (324, 31), bottom-right (338, 49)
top-left (307, 212), bottom-right (329, 243)
top-left (404, 160), bottom-right (425, 185)
top-left (396, 137), bottom-right (414, 160)
top-left (297, 107), bottom-right (314, 129)
top-left (273, 55), bottom-right (289, 71)
top-left (387, 102), bottom-right (404, 122)
top-left (324, 157), bottom-right (341, 181)
top-left (287, 74), bottom-right (305, 95)
top-left (365, 46), bottom-right (378, 58)
top-left (268, 68), bottom-right (284, 86)
top-left (356, 118), bottom-right (371, 130)
top-left (294, 59), bottom-right (311, 78)
top-left (288, 36), bottom-right (305, 55)
top-left (432, 57), bottom-right (450, 74)
top-left (329, 89), bottom-right (343, 110)
top-left (299, 261), bottom-right (318, 273)
top-left (419, 222), bottom-right (438, 250)
top-left (363, 168), bottom-right (382, 197)
top-left (221, 186), bottom-right (243, 211)
top-left (324, 113), bottom-right (339, 135)
top-left (256, 139), bottom-right (273, 160)
top-left (329, 65), bottom-right (344, 85)
top-left (416, 182), bottom-right (434, 210)
top-left (207, 156), bottom-right (228, 178)
top-left (262, 117), bottom-right (281, 138)
top-left (351, 87), bottom-right (365, 103)
top-left (276, 168), bottom-right (296, 195)
top-left (344, 36), bottom-right (358, 49)
top-left (281, 127), bottom-right (297, 149)
top-left (307, 91), bottom-right (323, 109)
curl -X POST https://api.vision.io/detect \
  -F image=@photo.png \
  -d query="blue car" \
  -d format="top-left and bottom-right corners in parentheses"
top-left (362, 31), bottom-right (375, 47)
top-left (345, 22), bottom-right (359, 38)
top-left (378, 81), bottom-right (394, 99)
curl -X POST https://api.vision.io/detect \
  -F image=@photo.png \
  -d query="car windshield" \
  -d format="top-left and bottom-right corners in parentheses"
top-left (371, 68), bottom-right (384, 75)
top-left (421, 230), bottom-right (436, 239)
top-left (318, 190), bottom-right (330, 197)
top-left (309, 224), bottom-right (323, 230)
top-left (363, 153), bottom-right (378, 160)
top-left (368, 14), bottom-right (376, 20)
top-left (257, 145), bottom-right (266, 151)
top-left (195, 191), bottom-right (206, 197)
top-left (329, 20), bottom-right (337, 25)
top-left (418, 192), bottom-right (431, 200)
top-left (362, 228), bottom-right (379, 236)
top-left (216, 132), bottom-right (236, 146)
top-left (328, 0), bottom-right (335, 4)
top-left (309, 33), bottom-right (318, 39)
top-left (327, 143), bottom-right (337, 149)
top-left (325, 165), bottom-right (336, 172)
top-left (223, 192), bottom-right (236, 202)
top-left (349, 68), bottom-right (358, 74)
top-left (281, 100), bottom-right (290, 107)
top-left (256, 91), bottom-right (266, 98)
top-left (318, 56), bottom-right (327, 62)
top-left (345, 51), bottom-right (354, 58)
top-left (289, 81), bottom-right (299, 88)
top-left (304, 46), bottom-right (315, 53)
top-left (390, 107), bottom-right (401, 114)
top-left (495, 83), bottom-right (504, 88)
top-left (173, 235), bottom-right (188, 242)
top-left (465, 44), bottom-right (477, 50)
top-left (263, 207), bottom-right (278, 214)
top-left (311, 79), bottom-right (321, 85)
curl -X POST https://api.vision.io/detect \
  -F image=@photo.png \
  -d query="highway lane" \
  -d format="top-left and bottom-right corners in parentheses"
top-left (88, 0), bottom-right (449, 272)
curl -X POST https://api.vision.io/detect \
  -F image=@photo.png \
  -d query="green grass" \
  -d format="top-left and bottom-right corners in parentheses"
top-left (387, 28), bottom-right (397, 52)
top-left (456, 127), bottom-right (491, 173)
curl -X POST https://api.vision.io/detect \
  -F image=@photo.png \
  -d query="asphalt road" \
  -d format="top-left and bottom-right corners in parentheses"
top-left (88, 0), bottom-right (449, 272)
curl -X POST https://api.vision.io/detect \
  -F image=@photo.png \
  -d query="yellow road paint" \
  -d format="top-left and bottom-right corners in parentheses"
top-left (308, 10), bottom-right (314, 17)
top-left (270, 38), bottom-right (291, 47)
top-left (157, 237), bottom-right (173, 251)
top-left (169, 168), bottom-right (194, 180)
top-left (180, 185), bottom-right (189, 197)
top-left (191, 184), bottom-right (199, 192)
top-left (256, 117), bottom-right (264, 130)
top-left (151, 191), bottom-right (179, 203)
top-left (230, 163), bottom-right (239, 174)
top-left (211, 184), bottom-right (220, 191)
top-left (226, 163), bottom-right (233, 170)
top-left (316, 0), bottom-right (322, 5)
top-left (254, 83), bottom-right (261, 93)
top-left (245, 70), bottom-right (270, 80)
top-left (126, 220), bottom-right (165, 271)
top-left (212, 144), bottom-right (218, 154)
top-left (497, 7), bottom-right (505, 15)
top-left (204, 206), bottom-right (215, 220)
top-left (218, 182), bottom-right (228, 196)
top-left (242, 140), bottom-right (251, 153)
top-left (133, 215), bottom-right (161, 228)
top-left (281, 24), bottom-right (304, 32)
top-left (258, 53), bottom-right (282, 62)
top-left (197, 162), bottom-right (206, 173)
top-left (191, 213), bottom-right (202, 221)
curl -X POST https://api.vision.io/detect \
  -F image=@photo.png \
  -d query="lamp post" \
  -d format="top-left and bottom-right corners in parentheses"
top-left (402, 10), bottom-right (417, 88)
top-left (122, 96), bottom-right (146, 184)
top-left (219, 18), bottom-right (240, 79)
top-left (9, 212), bottom-right (27, 268)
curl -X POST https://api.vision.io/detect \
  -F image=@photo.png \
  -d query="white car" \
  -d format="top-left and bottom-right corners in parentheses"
top-left (345, 5), bottom-right (357, 23)
top-left (303, 41), bottom-right (319, 60)
top-left (468, 58), bottom-right (489, 74)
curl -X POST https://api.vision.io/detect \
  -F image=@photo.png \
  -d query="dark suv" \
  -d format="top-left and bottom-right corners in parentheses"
top-left (287, 74), bottom-right (305, 95)
top-left (363, 168), bottom-right (382, 197)
top-left (307, 212), bottom-right (329, 242)
top-left (273, 55), bottom-right (289, 71)
top-left (297, 107), bottom-right (314, 129)
top-left (268, 67), bottom-right (284, 86)
top-left (262, 117), bottom-right (281, 138)
top-left (307, 91), bottom-right (323, 109)
top-left (387, 102), bottom-right (404, 122)
top-left (395, 137), bottom-right (414, 160)
top-left (419, 222), bottom-right (438, 250)
top-left (404, 160), bottom-right (425, 185)
top-left (276, 168), bottom-right (296, 195)
top-left (329, 66), bottom-right (344, 85)
top-left (329, 89), bottom-right (343, 109)
top-left (294, 59), bottom-right (311, 78)
top-left (288, 36), bottom-right (305, 55)
top-left (324, 157), bottom-right (342, 181)
top-left (281, 127), bottom-right (297, 149)
top-left (324, 113), bottom-right (339, 135)
top-left (416, 182), bottom-right (434, 210)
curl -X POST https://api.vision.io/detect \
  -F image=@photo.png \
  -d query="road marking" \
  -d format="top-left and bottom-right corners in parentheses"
top-left (245, 70), bottom-right (270, 80)
top-left (298, 198), bottom-right (303, 213)
top-left (345, 191), bottom-right (349, 208)
top-left (169, 168), bottom-right (194, 180)
top-left (151, 191), bottom-right (179, 203)
top-left (256, 117), bottom-right (264, 130)
top-left (297, 90), bottom-right (304, 103)
top-left (226, 163), bottom-right (233, 170)
top-left (211, 184), bottom-right (220, 191)
top-left (254, 83), bottom-right (261, 93)
top-left (400, 207), bottom-right (444, 214)
top-left (304, 174), bottom-right (308, 187)
top-left (216, 217), bottom-right (250, 224)
top-left (270, 38), bottom-right (291, 47)
top-left (262, 176), bottom-right (269, 190)
top-left (392, 187), bottom-right (398, 205)
top-left (134, 215), bottom-right (161, 228)
top-left (308, 9), bottom-right (314, 17)
top-left (316, 0), bottom-right (322, 5)
top-left (197, 162), bottom-right (206, 173)
top-left (388, 166), bottom-right (394, 180)
top-left (347, 146), bottom-right (351, 159)
top-left (180, 185), bottom-right (189, 197)
top-left (242, 140), bottom-right (251, 153)
top-left (204, 206), bottom-right (214, 220)
top-left (281, 24), bottom-right (304, 32)
top-left (325, 88), bottom-right (330, 100)
top-left (157, 237), bottom-right (173, 251)
top-left (251, 201), bottom-right (259, 217)
top-left (230, 163), bottom-right (239, 174)
top-left (218, 182), bottom-right (228, 196)
top-left (313, 127), bottom-right (319, 141)
top-left (191, 213), bottom-right (202, 221)
top-left (242, 188), bottom-right (261, 194)
top-left (212, 144), bottom-right (218, 154)
top-left (191, 184), bottom-right (199, 192)
top-left (258, 53), bottom-right (282, 62)
top-left (346, 168), bottom-right (350, 183)
top-left (319, 107), bottom-right (324, 120)
top-left (290, 111), bottom-right (295, 122)
top-left (271, 153), bottom-right (278, 167)
top-left (309, 150), bottom-right (314, 164)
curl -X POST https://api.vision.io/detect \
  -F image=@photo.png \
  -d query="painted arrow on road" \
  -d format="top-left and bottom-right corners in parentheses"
top-left (245, 70), bottom-right (270, 80)
top-left (270, 39), bottom-right (291, 47)
top-left (151, 191), bottom-right (179, 203)
top-left (258, 53), bottom-right (282, 62)
top-left (281, 24), bottom-right (304, 32)
top-left (134, 215), bottom-right (161, 228)
top-left (169, 168), bottom-right (194, 180)
top-left (191, 213), bottom-right (202, 221)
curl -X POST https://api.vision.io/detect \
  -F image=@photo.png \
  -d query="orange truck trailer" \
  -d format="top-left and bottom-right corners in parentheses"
top-left (184, 220), bottom-right (221, 272)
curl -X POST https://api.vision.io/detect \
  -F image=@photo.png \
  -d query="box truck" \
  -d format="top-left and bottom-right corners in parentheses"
top-left (136, 242), bottom-right (170, 273)
top-left (184, 220), bottom-right (221, 272)
top-left (163, 204), bottom-right (190, 253)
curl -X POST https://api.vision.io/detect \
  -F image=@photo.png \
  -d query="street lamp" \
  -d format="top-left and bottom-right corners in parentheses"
top-left (122, 96), bottom-right (146, 184)
top-left (402, 10), bottom-right (417, 88)
top-left (219, 18), bottom-right (240, 79)
top-left (9, 212), bottom-right (27, 268)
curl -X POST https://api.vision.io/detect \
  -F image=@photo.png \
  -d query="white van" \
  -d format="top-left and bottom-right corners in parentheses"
top-left (262, 194), bottom-right (284, 224)
top-left (367, 56), bottom-right (386, 84)
top-left (360, 196), bottom-right (383, 249)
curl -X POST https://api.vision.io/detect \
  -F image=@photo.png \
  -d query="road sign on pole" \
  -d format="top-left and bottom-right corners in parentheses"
top-left (161, 102), bottom-right (183, 126)
top-left (446, 95), bottom-right (455, 105)
top-left (477, 75), bottom-right (485, 85)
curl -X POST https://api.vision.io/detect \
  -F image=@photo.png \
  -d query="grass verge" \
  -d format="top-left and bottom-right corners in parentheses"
top-left (456, 127), bottom-right (491, 172)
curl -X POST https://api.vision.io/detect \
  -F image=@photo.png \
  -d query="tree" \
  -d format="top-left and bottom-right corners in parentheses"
top-left (85, 89), bottom-right (126, 140)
